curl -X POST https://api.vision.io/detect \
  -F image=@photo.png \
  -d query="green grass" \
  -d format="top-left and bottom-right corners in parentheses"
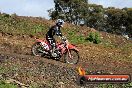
top-left (0, 80), bottom-right (17, 88)
top-left (63, 28), bottom-right (86, 44)
top-left (69, 35), bottom-right (86, 44)
top-left (98, 82), bottom-right (132, 88)
top-left (0, 13), bottom-right (103, 45)
top-left (0, 13), bottom-right (48, 37)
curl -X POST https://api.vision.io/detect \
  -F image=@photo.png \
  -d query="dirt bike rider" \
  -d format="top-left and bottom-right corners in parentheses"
top-left (46, 19), bottom-right (65, 57)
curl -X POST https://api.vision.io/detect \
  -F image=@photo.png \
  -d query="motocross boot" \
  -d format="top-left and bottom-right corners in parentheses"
top-left (51, 47), bottom-right (58, 57)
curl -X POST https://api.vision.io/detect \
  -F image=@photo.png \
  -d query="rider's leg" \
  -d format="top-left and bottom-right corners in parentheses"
top-left (52, 37), bottom-right (56, 50)
top-left (46, 36), bottom-right (53, 52)
top-left (50, 37), bottom-right (57, 54)
top-left (46, 36), bottom-right (58, 57)
top-left (47, 38), bottom-right (56, 52)
top-left (50, 38), bottom-right (59, 57)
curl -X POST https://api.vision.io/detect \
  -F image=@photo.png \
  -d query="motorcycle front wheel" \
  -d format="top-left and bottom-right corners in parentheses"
top-left (64, 49), bottom-right (79, 64)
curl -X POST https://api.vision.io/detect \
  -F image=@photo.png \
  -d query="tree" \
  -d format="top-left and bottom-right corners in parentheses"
top-left (126, 8), bottom-right (132, 36)
top-left (105, 8), bottom-right (128, 34)
top-left (49, 0), bottom-right (88, 24)
top-left (86, 4), bottom-right (104, 30)
top-left (48, 0), bottom-right (132, 37)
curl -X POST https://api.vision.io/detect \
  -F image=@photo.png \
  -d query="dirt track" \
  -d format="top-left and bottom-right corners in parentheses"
top-left (0, 33), bottom-right (132, 87)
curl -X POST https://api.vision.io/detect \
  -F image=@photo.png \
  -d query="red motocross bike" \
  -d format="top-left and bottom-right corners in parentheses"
top-left (32, 37), bottom-right (79, 64)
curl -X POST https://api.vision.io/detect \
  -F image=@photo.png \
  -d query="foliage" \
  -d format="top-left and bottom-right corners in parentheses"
top-left (49, 1), bottom-right (132, 37)
top-left (105, 8), bottom-right (128, 34)
top-left (93, 32), bottom-right (101, 44)
top-left (86, 32), bottom-right (95, 42)
top-left (126, 8), bottom-right (132, 35)
top-left (86, 32), bottom-right (101, 44)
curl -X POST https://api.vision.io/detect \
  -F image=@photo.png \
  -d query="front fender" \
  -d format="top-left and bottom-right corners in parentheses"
top-left (68, 44), bottom-right (79, 51)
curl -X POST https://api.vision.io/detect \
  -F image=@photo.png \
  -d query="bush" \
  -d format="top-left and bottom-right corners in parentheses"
top-left (2, 13), bottom-right (10, 18)
top-left (87, 32), bottom-right (95, 42)
top-left (93, 32), bottom-right (101, 44)
top-left (86, 32), bottom-right (101, 44)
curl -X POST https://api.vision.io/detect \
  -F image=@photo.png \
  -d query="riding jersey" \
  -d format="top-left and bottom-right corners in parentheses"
top-left (46, 25), bottom-right (62, 38)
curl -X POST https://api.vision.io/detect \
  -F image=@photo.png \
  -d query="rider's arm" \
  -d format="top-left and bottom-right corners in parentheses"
top-left (54, 26), bottom-right (66, 41)
top-left (55, 27), bottom-right (62, 37)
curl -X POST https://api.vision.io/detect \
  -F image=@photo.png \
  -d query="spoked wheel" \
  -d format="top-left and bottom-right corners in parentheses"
top-left (32, 42), bottom-right (44, 56)
top-left (64, 49), bottom-right (79, 64)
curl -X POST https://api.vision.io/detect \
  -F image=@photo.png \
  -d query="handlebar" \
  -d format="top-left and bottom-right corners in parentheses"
top-left (61, 36), bottom-right (67, 41)
top-left (60, 36), bottom-right (68, 47)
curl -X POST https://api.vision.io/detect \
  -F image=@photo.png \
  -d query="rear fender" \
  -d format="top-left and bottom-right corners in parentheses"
top-left (35, 39), bottom-right (49, 49)
top-left (36, 39), bottom-right (45, 43)
top-left (36, 39), bottom-right (49, 45)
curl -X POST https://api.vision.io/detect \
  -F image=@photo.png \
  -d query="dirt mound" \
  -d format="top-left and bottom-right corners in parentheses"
top-left (0, 33), bottom-right (132, 87)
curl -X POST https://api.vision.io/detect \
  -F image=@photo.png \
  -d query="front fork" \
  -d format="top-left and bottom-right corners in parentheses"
top-left (67, 47), bottom-right (72, 59)
top-left (68, 50), bottom-right (72, 59)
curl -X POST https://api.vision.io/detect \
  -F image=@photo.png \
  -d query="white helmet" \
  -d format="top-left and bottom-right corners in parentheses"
top-left (56, 19), bottom-right (64, 27)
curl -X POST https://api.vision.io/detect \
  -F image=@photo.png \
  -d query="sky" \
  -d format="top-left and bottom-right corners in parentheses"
top-left (0, 0), bottom-right (132, 19)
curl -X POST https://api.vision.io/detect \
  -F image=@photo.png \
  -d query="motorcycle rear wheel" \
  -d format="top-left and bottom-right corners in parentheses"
top-left (64, 49), bottom-right (79, 64)
top-left (32, 42), bottom-right (44, 56)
